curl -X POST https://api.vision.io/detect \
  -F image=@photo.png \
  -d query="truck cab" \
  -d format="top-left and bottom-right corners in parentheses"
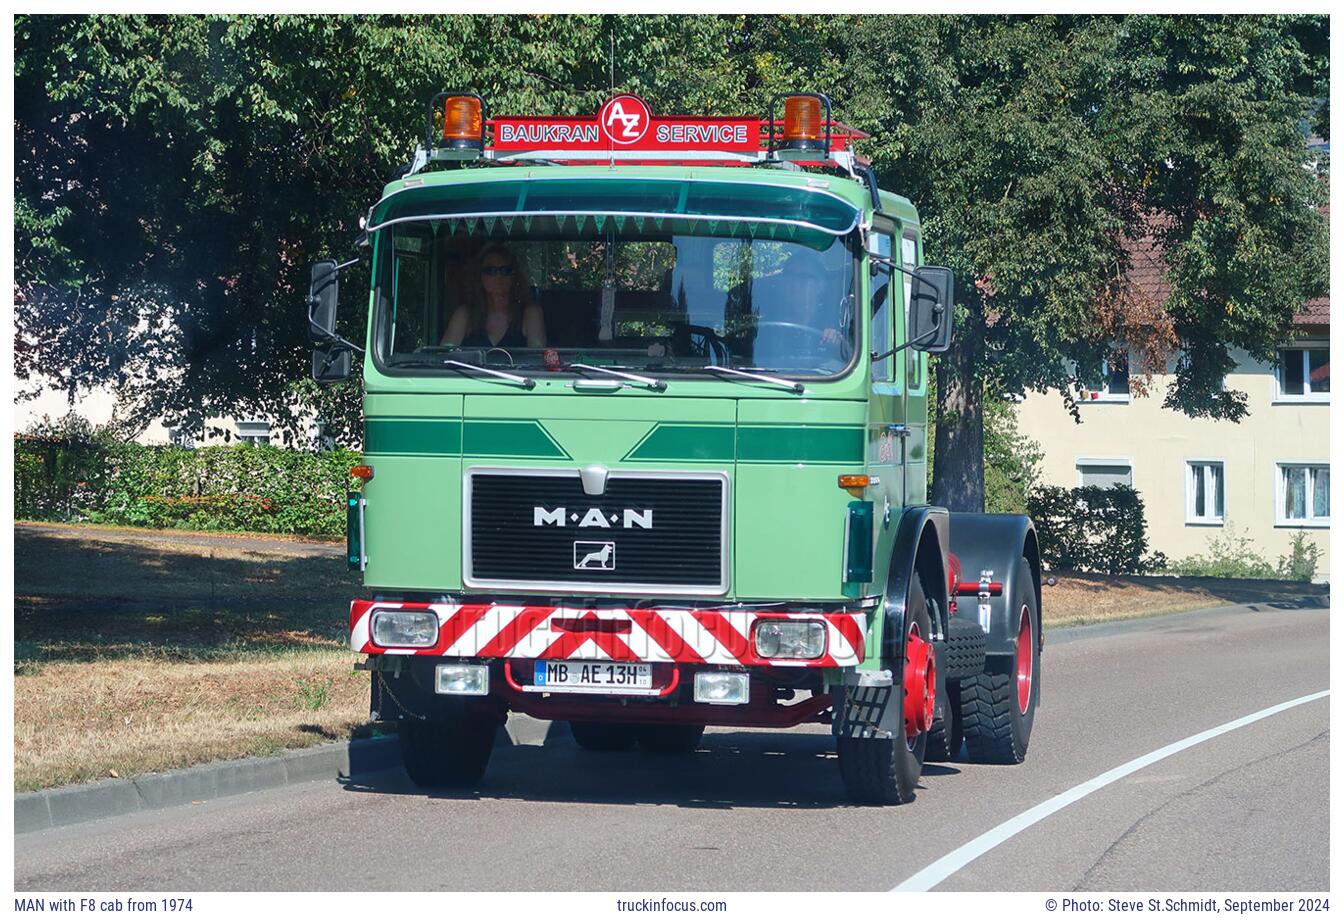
top-left (311, 92), bottom-right (1042, 804)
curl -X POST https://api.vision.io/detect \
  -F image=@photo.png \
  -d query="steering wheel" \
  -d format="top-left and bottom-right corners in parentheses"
top-left (754, 319), bottom-right (854, 364)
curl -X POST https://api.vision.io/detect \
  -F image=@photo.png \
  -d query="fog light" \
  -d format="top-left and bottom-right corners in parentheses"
top-left (370, 609), bottom-right (438, 648)
top-left (693, 672), bottom-right (749, 705)
top-left (436, 663), bottom-right (489, 696)
top-left (754, 620), bottom-right (826, 659)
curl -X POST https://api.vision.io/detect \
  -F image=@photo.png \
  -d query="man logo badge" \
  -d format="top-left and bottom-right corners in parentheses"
top-left (574, 541), bottom-right (616, 571)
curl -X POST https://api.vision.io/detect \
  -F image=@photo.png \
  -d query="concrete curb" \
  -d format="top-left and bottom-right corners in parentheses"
top-left (15, 736), bottom-right (403, 835)
top-left (14, 714), bottom-right (557, 836)
top-left (1045, 595), bottom-right (1329, 647)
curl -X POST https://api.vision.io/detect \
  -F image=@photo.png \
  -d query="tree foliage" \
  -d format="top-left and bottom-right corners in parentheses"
top-left (744, 15), bottom-right (1328, 507)
top-left (15, 14), bottom-right (749, 439)
top-left (16, 15), bottom-right (1328, 471)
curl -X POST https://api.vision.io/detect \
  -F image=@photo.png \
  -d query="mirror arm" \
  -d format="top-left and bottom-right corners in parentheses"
top-left (307, 298), bottom-right (365, 355)
top-left (871, 309), bottom-right (943, 362)
top-left (869, 254), bottom-right (921, 283)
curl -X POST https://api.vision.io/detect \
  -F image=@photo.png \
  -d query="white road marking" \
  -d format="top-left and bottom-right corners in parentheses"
top-left (893, 689), bottom-right (1330, 891)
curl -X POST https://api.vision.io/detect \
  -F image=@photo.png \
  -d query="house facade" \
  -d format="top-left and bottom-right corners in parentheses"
top-left (13, 385), bottom-right (327, 449)
top-left (1015, 298), bottom-right (1330, 580)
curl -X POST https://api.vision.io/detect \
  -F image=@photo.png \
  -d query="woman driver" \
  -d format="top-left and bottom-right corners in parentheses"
top-left (441, 244), bottom-right (546, 348)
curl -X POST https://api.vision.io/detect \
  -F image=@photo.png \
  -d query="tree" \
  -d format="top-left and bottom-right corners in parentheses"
top-left (740, 14), bottom-right (1328, 510)
top-left (15, 14), bottom-right (748, 442)
top-left (17, 15), bottom-right (1328, 481)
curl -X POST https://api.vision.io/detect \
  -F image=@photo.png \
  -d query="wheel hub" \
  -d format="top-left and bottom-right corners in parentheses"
top-left (903, 631), bottom-right (936, 739)
top-left (1016, 603), bottom-right (1033, 715)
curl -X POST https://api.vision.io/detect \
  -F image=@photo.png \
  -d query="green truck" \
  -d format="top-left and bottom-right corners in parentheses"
top-left (310, 92), bottom-right (1042, 805)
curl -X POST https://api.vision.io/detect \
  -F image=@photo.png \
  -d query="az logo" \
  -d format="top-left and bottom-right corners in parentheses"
top-left (599, 95), bottom-right (651, 145)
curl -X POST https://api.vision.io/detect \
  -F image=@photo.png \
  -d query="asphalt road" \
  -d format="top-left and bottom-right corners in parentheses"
top-left (15, 602), bottom-right (1329, 891)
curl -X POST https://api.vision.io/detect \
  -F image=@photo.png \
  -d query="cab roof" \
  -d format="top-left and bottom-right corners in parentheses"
top-left (377, 164), bottom-right (920, 230)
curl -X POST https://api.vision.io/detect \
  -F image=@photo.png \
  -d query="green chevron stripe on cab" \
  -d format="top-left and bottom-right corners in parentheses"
top-left (624, 423), bottom-right (864, 464)
top-left (365, 418), bottom-right (569, 459)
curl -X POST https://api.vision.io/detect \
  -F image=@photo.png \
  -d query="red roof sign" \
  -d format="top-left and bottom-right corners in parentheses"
top-left (491, 94), bottom-right (761, 153)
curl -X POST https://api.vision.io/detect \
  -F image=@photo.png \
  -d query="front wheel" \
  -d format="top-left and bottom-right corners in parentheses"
top-left (961, 557), bottom-right (1040, 764)
top-left (398, 714), bottom-right (496, 788)
top-left (838, 574), bottom-right (936, 804)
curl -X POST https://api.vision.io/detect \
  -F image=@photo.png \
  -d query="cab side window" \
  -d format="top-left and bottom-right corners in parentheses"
top-left (869, 232), bottom-right (893, 382)
top-left (902, 232), bottom-right (924, 392)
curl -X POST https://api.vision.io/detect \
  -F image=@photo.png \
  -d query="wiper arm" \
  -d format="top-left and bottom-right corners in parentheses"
top-left (570, 363), bottom-right (666, 392)
top-left (703, 365), bottom-right (805, 394)
top-left (389, 358), bottom-right (535, 389)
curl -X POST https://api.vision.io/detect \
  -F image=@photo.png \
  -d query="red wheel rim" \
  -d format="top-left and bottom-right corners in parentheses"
top-left (903, 624), bottom-right (936, 745)
top-left (1015, 603), bottom-right (1033, 715)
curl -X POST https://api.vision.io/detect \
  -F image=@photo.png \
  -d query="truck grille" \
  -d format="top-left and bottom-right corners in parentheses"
top-left (466, 471), bottom-right (726, 593)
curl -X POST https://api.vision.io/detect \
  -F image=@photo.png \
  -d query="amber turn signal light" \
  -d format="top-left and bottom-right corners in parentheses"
top-left (838, 473), bottom-right (875, 498)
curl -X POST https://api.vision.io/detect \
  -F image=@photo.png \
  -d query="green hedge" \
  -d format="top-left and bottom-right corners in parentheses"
top-left (15, 436), bottom-right (359, 537)
top-left (1027, 484), bottom-right (1166, 575)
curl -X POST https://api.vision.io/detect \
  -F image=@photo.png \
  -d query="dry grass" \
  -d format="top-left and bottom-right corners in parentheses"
top-left (1043, 571), bottom-right (1326, 628)
top-left (14, 523), bottom-right (369, 792)
top-left (14, 652), bottom-right (369, 792)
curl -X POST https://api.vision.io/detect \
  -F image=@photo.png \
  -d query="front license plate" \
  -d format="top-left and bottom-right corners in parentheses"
top-left (534, 660), bottom-right (653, 691)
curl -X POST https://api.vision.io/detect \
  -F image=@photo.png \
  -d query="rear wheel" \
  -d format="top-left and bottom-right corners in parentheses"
top-left (635, 723), bottom-right (705, 754)
top-left (398, 714), bottom-right (496, 788)
top-left (925, 678), bottom-right (963, 762)
top-left (838, 574), bottom-right (936, 804)
top-left (569, 720), bottom-right (639, 751)
top-left (961, 557), bottom-right (1039, 765)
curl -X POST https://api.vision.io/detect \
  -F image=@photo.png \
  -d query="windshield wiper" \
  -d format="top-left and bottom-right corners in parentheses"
top-left (570, 363), bottom-right (666, 392)
top-left (702, 365), bottom-right (805, 394)
top-left (389, 358), bottom-right (535, 389)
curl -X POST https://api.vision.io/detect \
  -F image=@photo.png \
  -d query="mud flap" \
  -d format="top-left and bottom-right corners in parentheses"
top-left (832, 682), bottom-right (903, 740)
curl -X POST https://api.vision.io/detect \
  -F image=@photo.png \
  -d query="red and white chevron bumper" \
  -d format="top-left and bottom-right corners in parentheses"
top-left (350, 600), bottom-right (869, 668)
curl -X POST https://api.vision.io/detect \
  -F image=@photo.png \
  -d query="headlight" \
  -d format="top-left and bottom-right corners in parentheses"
top-left (753, 620), bottom-right (826, 659)
top-left (693, 671), bottom-right (749, 705)
top-left (436, 663), bottom-right (489, 696)
top-left (371, 609), bottom-right (438, 648)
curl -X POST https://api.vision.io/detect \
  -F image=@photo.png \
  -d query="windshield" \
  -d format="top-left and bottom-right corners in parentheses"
top-left (373, 214), bottom-right (858, 378)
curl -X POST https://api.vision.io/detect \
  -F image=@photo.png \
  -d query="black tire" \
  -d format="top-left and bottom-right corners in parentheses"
top-left (634, 723), bottom-right (705, 754)
top-left (925, 678), bottom-right (963, 762)
top-left (961, 557), bottom-right (1040, 765)
top-left (838, 574), bottom-right (934, 804)
top-left (398, 714), bottom-right (495, 788)
top-left (943, 617), bottom-right (989, 680)
top-left (569, 720), bottom-right (639, 751)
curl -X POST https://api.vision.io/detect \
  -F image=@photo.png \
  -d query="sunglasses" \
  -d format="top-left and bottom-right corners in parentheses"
top-left (481, 266), bottom-right (514, 277)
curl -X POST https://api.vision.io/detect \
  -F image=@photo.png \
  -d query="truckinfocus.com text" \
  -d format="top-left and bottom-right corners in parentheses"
top-left (615, 898), bottom-right (729, 912)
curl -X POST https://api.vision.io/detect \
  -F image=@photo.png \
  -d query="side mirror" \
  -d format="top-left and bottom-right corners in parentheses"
top-left (908, 265), bottom-right (954, 354)
top-left (308, 260), bottom-right (339, 341)
top-left (312, 347), bottom-right (352, 383)
top-left (308, 259), bottom-right (354, 383)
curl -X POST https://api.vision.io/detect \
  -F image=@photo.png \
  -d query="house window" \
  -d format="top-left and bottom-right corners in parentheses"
top-left (1186, 461), bottom-right (1224, 525)
top-left (1277, 464), bottom-right (1329, 526)
top-left (235, 420), bottom-right (271, 447)
top-left (1076, 351), bottom-right (1130, 402)
top-left (1077, 461), bottom-right (1133, 489)
top-left (1277, 346), bottom-right (1329, 400)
